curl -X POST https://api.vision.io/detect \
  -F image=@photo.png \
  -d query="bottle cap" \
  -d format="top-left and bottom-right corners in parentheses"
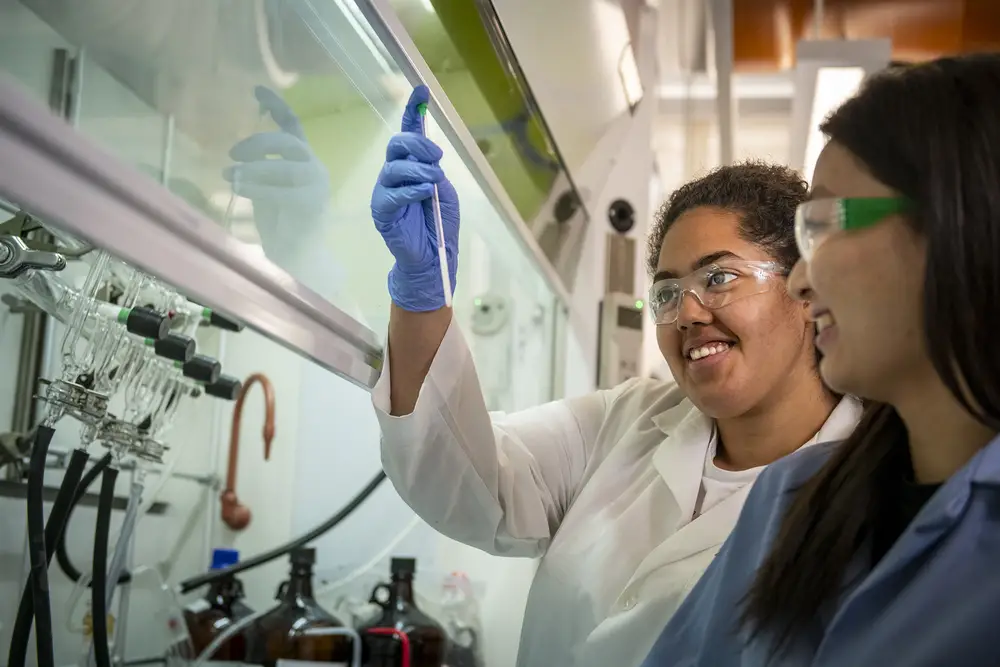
top-left (208, 309), bottom-right (245, 332)
top-left (210, 548), bottom-right (240, 570)
top-left (204, 375), bottom-right (242, 400)
top-left (126, 307), bottom-right (169, 339)
top-left (290, 547), bottom-right (316, 566)
top-left (152, 334), bottom-right (196, 362)
top-left (391, 557), bottom-right (416, 576)
top-left (180, 355), bottom-right (221, 384)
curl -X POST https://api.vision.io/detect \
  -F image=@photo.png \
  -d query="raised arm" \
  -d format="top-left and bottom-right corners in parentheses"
top-left (368, 87), bottom-right (617, 554)
top-left (373, 317), bottom-right (614, 557)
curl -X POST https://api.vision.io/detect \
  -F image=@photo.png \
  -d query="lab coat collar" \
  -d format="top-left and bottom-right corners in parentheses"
top-left (650, 395), bottom-right (863, 507)
top-left (754, 395), bottom-right (864, 489)
top-left (812, 394), bottom-right (865, 447)
top-left (651, 400), bottom-right (712, 525)
top-left (627, 396), bottom-right (863, 598)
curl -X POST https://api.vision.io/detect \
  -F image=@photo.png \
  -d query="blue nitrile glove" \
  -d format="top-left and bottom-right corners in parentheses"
top-left (371, 85), bottom-right (460, 312)
top-left (223, 86), bottom-right (331, 228)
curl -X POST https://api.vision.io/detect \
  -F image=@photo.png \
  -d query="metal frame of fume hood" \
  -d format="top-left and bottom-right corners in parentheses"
top-left (0, 75), bottom-right (382, 390)
top-left (354, 0), bottom-right (572, 309)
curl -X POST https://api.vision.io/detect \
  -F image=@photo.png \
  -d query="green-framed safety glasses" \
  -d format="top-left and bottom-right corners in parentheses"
top-left (795, 197), bottom-right (911, 262)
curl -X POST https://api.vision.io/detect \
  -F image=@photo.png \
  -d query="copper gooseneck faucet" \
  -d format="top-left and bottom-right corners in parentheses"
top-left (221, 372), bottom-right (275, 531)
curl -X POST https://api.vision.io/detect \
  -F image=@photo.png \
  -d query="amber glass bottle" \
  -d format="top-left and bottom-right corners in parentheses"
top-left (244, 547), bottom-right (353, 667)
top-left (184, 548), bottom-right (255, 660)
top-left (358, 558), bottom-right (449, 667)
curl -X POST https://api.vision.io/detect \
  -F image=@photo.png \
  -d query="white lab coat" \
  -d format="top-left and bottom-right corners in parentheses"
top-left (372, 320), bottom-right (862, 667)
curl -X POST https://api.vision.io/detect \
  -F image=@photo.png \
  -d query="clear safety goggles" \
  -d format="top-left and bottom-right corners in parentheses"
top-left (648, 260), bottom-right (782, 326)
top-left (795, 197), bottom-right (911, 262)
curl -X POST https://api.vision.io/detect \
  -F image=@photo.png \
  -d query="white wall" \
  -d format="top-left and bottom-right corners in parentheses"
top-left (489, 0), bottom-right (636, 180)
top-left (556, 4), bottom-right (660, 393)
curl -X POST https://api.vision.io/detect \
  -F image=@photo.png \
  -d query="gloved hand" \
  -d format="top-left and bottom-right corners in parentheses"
top-left (223, 86), bottom-right (331, 233)
top-left (371, 85), bottom-right (460, 312)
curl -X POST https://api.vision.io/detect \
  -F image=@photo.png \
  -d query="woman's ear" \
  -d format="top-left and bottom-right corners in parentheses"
top-left (799, 298), bottom-right (813, 323)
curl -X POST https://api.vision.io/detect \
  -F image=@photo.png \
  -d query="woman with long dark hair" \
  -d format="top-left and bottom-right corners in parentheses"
top-left (640, 53), bottom-right (1000, 666)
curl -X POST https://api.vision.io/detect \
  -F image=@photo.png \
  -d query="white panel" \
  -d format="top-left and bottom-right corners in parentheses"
top-left (490, 0), bottom-right (634, 178)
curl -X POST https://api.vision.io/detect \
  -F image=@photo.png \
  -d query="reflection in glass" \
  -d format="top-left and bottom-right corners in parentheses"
top-left (389, 0), bottom-right (561, 221)
top-left (0, 0), bottom-right (561, 405)
top-left (389, 0), bottom-right (589, 290)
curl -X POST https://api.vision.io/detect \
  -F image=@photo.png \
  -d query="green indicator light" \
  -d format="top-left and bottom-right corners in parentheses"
top-left (635, 299), bottom-right (644, 310)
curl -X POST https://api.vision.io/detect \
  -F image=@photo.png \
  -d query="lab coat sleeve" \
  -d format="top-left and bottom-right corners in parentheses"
top-left (372, 318), bottom-right (617, 558)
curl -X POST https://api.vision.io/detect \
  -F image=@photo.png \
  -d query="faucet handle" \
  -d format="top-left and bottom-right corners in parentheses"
top-left (0, 235), bottom-right (66, 278)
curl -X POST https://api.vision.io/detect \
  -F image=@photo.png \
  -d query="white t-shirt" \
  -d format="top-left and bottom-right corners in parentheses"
top-left (694, 428), bottom-right (763, 517)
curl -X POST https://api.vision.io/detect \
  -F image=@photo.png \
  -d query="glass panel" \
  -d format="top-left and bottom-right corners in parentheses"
top-left (0, 0), bottom-right (558, 402)
top-left (387, 0), bottom-right (561, 222)
top-left (387, 0), bottom-right (590, 288)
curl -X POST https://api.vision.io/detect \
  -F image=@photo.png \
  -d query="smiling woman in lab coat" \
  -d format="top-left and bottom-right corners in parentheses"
top-left (367, 87), bottom-right (861, 667)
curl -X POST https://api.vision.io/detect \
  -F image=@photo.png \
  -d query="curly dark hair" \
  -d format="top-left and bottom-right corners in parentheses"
top-left (646, 160), bottom-right (809, 276)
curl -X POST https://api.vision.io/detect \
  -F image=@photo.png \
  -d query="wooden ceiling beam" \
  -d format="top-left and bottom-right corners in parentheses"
top-left (731, 0), bottom-right (1000, 72)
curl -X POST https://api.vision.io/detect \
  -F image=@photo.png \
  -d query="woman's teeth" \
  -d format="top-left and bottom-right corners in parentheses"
top-left (688, 343), bottom-right (732, 361)
top-left (815, 313), bottom-right (835, 334)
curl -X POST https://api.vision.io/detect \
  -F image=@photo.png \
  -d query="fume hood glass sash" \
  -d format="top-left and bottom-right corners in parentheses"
top-left (354, 0), bottom-right (572, 306)
top-left (0, 75), bottom-right (383, 389)
top-left (0, 0), bottom-right (567, 401)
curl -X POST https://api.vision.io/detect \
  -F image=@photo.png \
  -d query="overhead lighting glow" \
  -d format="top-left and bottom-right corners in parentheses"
top-left (803, 66), bottom-right (864, 181)
top-left (421, 0), bottom-right (434, 11)
top-left (619, 44), bottom-right (644, 109)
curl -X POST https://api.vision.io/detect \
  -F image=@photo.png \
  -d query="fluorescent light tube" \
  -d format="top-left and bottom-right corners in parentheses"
top-left (620, 44), bottom-right (644, 109)
top-left (803, 66), bottom-right (864, 181)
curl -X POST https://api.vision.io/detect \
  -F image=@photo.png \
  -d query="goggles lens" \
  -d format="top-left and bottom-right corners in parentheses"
top-left (648, 260), bottom-right (781, 326)
top-left (795, 197), bottom-right (910, 262)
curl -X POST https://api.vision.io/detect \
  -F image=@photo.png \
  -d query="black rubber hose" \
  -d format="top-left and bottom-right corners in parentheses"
top-left (54, 454), bottom-right (132, 586)
top-left (179, 470), bottom-right (387, 594)
top-left (92, 465), bottom-right (118, 667)
top-left (24, 425), bottom-right (56, 667)
top-left (7, 445), bottom-right (89, 667)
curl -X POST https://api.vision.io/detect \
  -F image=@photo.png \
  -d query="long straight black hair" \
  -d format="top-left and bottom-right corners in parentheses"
top-left (740, 54), bottom-right (1000, 653)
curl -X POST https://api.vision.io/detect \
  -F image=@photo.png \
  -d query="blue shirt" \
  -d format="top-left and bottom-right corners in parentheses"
top-left (641, 436), bottom-right (1000, 666)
